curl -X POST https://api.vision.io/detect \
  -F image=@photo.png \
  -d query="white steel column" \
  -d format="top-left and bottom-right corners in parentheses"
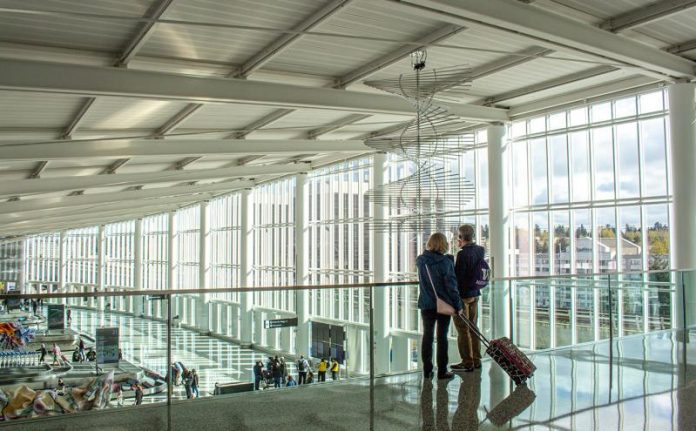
top-left (59, 231), bottom-right (67, 291)
top-left (487, 123), bottom-right (511, 338)
top-left (133, 218), bottom-right (143, 316)
top-left (668, 83), bottom-right (696, 329)
top-left (239, 189), bottom-right (254, 346)
top-left (97, 225), bottom-right (105, 310)
top-left (17, 238), bottom-right (25, 294)
top-left (295, 173), bottom-right (311, 357)
top-left (168, 211), bottom-right (177, 290)
top-left (197, 201), bottom-right (211, 332)
top-left (372, 152), bottom-right (390, 374)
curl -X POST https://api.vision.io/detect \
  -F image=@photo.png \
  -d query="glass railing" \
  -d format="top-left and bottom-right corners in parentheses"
top-left (0, 268), bottom-right (690, 424)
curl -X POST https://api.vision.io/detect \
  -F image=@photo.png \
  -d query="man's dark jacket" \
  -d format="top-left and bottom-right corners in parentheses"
top-left (455, 243), bottom-right (485, 298)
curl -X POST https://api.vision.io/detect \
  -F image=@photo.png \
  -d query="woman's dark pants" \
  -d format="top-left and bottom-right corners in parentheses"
top-left (420, 309), bottom-right (451, 376)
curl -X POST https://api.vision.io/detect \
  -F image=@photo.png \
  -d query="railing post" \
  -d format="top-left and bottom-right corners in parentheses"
top-left (167, 294), bottom-right (172, 406)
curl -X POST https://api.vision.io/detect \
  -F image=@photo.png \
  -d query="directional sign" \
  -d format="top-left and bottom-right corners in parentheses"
top-left (264, 317), bottom-right (298, 329)
top-left (96, 327), bottom-right (120, 364)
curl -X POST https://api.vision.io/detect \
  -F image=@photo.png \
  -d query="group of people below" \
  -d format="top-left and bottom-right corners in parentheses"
top-left (253, 355), bottom-right (340, 390)
top-left (417, 224), bottom-right (485, 381)
top-left (170, 361), bottom-right (200, 399)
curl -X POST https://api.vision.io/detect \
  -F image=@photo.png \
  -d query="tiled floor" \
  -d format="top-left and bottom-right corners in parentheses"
top-left (68, 308), bottom-right (297, 400)
top-left (9, 315), bottom-right (696, 430)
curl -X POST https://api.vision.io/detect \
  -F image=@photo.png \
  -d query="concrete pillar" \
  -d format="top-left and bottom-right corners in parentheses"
top-left (372, 152), bottom-right (390, 374)
top-left (197, 201), bottom-right (210, 332)
top-left (487, 123), bottom-right (511, 338)
top-left (668, 83), bottom-right (696, 330)
top-left (295, 173), bottom-right (310, 357)
top-left (133, 218), bottom-right (143, 316)
top-left (168, 211), bottom-right (177, 291)
top-left (97, 225), bottom-right (105, 310)
top-left (239, 189), bottom-right (254, 346)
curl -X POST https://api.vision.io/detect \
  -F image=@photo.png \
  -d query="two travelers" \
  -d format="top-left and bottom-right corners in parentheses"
top-left (417, 226), bottom-right (487, 380)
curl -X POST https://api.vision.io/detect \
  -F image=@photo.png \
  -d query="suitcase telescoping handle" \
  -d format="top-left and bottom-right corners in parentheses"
top-left (456, 312), bottom-right (490, 350)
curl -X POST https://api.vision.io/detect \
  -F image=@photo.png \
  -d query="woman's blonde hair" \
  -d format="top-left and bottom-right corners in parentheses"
top-left (426, 232), bottom-right (449, 254)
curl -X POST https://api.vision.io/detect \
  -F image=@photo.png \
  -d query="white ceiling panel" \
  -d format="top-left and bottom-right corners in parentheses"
top-left (0, 91), bottom-right (84, 128)
top-left (636, 10), bottom-right (696, 46)
top-left (78, 98), bottom-right (192, 130)
top-left (0, 1), bottom-right (145, 52)
top-left (139, 0), bottom-right (327, 65)
top-left (175, 104), bottom-right (280, 129)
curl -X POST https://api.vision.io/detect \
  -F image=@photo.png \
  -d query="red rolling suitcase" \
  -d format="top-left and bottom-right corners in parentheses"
top-left (456, 313), bottom-right (536, 385)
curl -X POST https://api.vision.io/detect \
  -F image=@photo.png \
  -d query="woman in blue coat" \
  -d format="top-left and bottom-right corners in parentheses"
top-left (416, 232), bottom-right (462, 380)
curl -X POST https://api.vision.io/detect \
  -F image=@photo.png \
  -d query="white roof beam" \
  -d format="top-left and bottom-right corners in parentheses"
top-left (395, 0), bottom-right (695, 79)
top-left (482, 65), bottom-right (619, 106)
top-left (0, 139), bottom-right (370, 161)
top-left (227, 109), bottom-right (295, 139)
top-left (0, 194), bottom-right (212, 224)
top-left (233, 0), bottom-right (352, 78)
top-left (172, 156), bottom-right (202, 170)
top-left (667, 39), bottom-right (696, 54)
top-left (62, 97), bottom-right (96, 139)
top-left (28, 161), bottom-right (48, 179)
top-left (100, 158), bottom-right (130, 175)
top-left (469, 46), bottom-right (553, 80)
top-left (335, 24), bottom-right (466, 88)
top-left (0, 180), bottom-right (253, 216)
top-left (307, 114), bottom-right (372, 139)
top-left (153, 103), bottom-right (204, 137)
top-left (600, 0), bottom-right (696, 33)
top-left (0, 58), bottom-right (508, 122)
top-left (508, 75), bottom-right (659, 118)
top-left (115, 0), bottom-right (178, 67)
top-left (0, 164), bottom-right (303, 198)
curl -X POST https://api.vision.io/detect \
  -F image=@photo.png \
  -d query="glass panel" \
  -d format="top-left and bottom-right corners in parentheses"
top-left (553, 211), bottom-right (571, 275)
top-left (614, 96), bottom-right (637, 118)
top-left (591, 102), bottom-right (612, 122)
top-left (514, 213), bottom-right (531, 276)
top-left (530, 138), bottom-right (548, 205)
top-left (639, 90), bottom-right (664, 114)
top-left (640, 117), bottom-right (668, 197)
top-left (569, 131), bottom-right (591, 202)
top-left (513, 141), bottom-right (529, 207)
top-left (534, 212), bottom-right (549, 276)
top-left (548, 111), bottom-right (566, 130)
top-left (549, 134), bottom-right (569, 203)
top-left (574, 209), bottom-right (593, 275)
top-left (616, 122), bottom-right (640, 198)
top-left (569, 106), bottom-right (588, 127)
top-left (596, 208), bottom-right (617, 273)
top-left (592, 127), bottom-right (615, 200)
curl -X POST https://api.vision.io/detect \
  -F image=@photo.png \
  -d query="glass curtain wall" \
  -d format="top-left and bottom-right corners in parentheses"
top-left (26, 234), bottom-right (60, 287)
top-left (103, 221), bottom-right (135, 289)
top-left (64, 227), bottom-right (99, 286)
top-left (175, 205), bottom-right (200, 290)
top-left (510, 89), bottom-right (672, 348)
top-left (142, 214), bottom-right (168, 290)
top-left (209, 193), bottom-right (241, 302)
top-left (308, 158), bottom-right (372, 323)
top-left (253, 178), bottom-right (295, 310)
top-left (0, 240), bottom-right (21, 286)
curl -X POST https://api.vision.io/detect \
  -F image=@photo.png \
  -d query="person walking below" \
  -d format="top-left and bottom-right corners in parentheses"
top-left (416, 232), bottom-right (462, 381)
top-left (37, 343), bottom-right (47, 363)
top-left (134, 383), bottom-right (144, 405)
top-left (183, 369), bottom-right (193, 399)
top-left (451, 225), bottom-right (485, 373)
top-left (330, 357), bottom-right (340, 381)
top-left (279, 357), bottom-right (287, 384)
top-left (297, 355), bottom-right (309, 385)
top-left (253, 361), bottom-right (263, 390)
top-left (191, 369), bottom-right (200, 398)
top-left (272, 359), bottom-right (282, 388)
top-left (78, 337), bottom-right (86, 362)
top-left (317, 358), bottom-right (328, 382)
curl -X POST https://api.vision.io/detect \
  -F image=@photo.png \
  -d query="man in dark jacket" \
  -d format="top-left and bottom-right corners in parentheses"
top-left (452, 224), bottom-right (485, 372)
top-left (416, 232), bottom-right (462, 380)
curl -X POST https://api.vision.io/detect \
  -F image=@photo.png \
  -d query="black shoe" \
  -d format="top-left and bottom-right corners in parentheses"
top-left (437, 372), bottom-right (455, 380)
top-left (463, 366), bottom-right (475, 373)
top-left (450, 362), bottom-right (467, 370)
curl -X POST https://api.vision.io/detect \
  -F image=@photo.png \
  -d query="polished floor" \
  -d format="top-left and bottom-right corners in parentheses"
top-left (7, 325), bottom-right (695, 430)
top-left (68, 308), bottom-right (297, 400)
